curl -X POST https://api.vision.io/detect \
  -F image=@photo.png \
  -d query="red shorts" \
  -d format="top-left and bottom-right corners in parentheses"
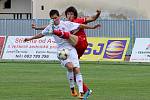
top-left (75, 36), bottom-right (88, 59)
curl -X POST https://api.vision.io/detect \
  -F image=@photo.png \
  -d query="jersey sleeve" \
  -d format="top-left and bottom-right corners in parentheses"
top-left (42, 24), bottom-right (53, 35)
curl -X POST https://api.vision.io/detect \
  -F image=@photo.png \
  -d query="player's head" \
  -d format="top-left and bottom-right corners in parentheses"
top-left (65, 6), bottom-right (78, 21)
top-left (49, 9), bottom-right (60, 25)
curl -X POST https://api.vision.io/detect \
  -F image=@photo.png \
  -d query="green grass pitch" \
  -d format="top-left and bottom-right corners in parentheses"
top-left (0, 62), bottom-right (150, 100)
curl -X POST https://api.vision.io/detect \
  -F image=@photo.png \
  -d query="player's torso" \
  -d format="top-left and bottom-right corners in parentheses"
top-left (73, 18), bottom-right (86, 37)
top-left (53, 21), bottom-right (76, 49)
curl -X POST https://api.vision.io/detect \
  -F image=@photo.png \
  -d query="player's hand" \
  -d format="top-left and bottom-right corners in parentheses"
top-left (93, 24), bottom-right (101, 29)
top-left (23, 38), bottom-right (31, 42)
top-left (32, 23), bottom-right (36, 29)
top-left (96, 9), bottom-right (101, 14)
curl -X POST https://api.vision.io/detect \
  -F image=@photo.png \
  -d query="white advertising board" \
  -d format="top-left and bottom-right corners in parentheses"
top-left (130, 38), bottom-right (150, 62)
top-left (2, 36), bottom-right (58, 60)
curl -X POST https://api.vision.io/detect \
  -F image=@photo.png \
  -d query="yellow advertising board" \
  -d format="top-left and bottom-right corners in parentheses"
top-left (80, 37), bottom-right (130, 61)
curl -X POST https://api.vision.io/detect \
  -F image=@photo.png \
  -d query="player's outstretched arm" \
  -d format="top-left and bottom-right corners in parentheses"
top-left (79, 24), bottom-right (101, 29)
top-left (32, 23), bottom-right (47, 30)
top-left (24, 33), bottom-right (45, 42)
top-left (85, 9), bottom-right (101, 23)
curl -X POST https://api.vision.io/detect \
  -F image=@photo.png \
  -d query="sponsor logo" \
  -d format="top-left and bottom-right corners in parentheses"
top-left (103, 40), bottom-right (127, 59)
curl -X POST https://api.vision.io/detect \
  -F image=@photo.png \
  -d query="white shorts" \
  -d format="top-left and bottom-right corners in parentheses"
top-left (58, 46), bottom-right (80, 68)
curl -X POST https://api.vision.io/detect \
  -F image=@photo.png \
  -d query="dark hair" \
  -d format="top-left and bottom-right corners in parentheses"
top-left (49, 9), bottom-right (59, 17)
top-left (65, 6), bottom-right (78, 18)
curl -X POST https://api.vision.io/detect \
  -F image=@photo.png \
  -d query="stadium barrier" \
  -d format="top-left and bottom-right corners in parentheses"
top-left (130, 38), bottom-right (150, 62)
top-left (0, 19), bottom-right (150, 56)
top-left (1, 36), bottom-right (129, 61)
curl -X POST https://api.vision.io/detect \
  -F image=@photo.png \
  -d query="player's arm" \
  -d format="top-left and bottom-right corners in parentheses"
top-left (85, 10), bottom-right (101, 23)
top-left (79, 24), bottom-right (101, 29)
top-left (24, 33), bottom-right (45, 42)
top-left (24, 24), bottom-right (53, 42)
top-left (32, 23), bottom-right (47, 30)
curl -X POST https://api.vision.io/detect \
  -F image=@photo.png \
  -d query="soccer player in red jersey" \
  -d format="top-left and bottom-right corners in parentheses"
top-left (54, 6), bottom-right (101, 59)
top-left (63, 6), bottom-right (101, 98)
top-left (49, 7), bottom-right (100, 97)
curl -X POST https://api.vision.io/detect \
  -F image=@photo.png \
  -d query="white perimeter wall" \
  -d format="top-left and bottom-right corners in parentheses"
top-left (32, 0), bottom-right (150, 19)
top-left (0, 0), bottom-right (31, 13)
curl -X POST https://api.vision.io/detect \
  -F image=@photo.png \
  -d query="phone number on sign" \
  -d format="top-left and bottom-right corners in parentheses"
top-left (15, 54), bottom-right (49, 59)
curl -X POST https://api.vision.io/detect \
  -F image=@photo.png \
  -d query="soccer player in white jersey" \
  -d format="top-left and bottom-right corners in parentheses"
top-left (24, 9), bottom-right (99, 99)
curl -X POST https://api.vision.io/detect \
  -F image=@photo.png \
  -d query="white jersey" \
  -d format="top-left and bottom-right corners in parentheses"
top-left (42, 20), bottom-right (80, 49)
top-left (42, 20), bottom-right (80, 67)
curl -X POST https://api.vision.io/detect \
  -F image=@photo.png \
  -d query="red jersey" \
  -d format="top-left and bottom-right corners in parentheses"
top-left (73, 18), bottom-right (86, 37)
top-left (72, 17), bottom-right (88, 59)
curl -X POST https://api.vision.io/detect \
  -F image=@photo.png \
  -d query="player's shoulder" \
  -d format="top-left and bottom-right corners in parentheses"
top-left (60, 20), bottom-right (71, 26)
top-left (59, 20), bottom-right (68, 26)
top-left (59, 21), bottom-right (76, 28)
top-left (60, 20), bottom-right (70, 23)
top-left (75, 17), bottom-right (84, 20)
top-left (74, 17), bottom-right (86, 23)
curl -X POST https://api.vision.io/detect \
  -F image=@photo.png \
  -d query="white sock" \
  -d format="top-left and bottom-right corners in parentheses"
top-left (67, 71), bottom-right (75, 89)
top-left (76, 73), bottom-right (83, 93)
